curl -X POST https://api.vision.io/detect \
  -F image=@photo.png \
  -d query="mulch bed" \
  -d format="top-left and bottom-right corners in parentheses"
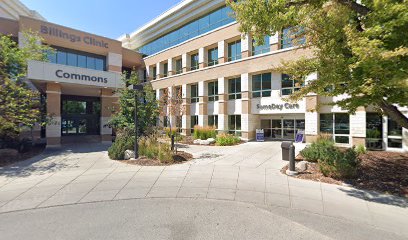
top-left (0, 144), bottom-right (46, 167)
top-left (119, 151), bottom-right (193, 166)
top-left (282, 151), bottom-right (408, 198)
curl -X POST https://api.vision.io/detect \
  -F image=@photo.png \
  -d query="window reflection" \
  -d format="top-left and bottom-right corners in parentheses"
top-left (47, 46), bottom-right (106, 71)
top-left (139, 6), bottom-right (235, 56)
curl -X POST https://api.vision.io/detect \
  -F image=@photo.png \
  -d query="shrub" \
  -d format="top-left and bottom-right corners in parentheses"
top-left (215, 133), bottom-right (240, 146)
top-left (354, 144), bottom-right (367, 155)
top-left (300, 135), bottom-right (335, 162)
top-left (193, 126), bottom-right (217, 140)
top-left (108, 133), bottom-right (134, 160)
top-left (164, 127), bottom-right (183, 141)
top-left (139, 135), bottom-right (173, 163)
top-left (318, 147), bottom-right (360, 179)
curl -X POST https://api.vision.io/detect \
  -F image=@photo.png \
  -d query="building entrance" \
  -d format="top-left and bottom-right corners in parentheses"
top-left (261, 118), bottom-right (305, 140)
top-left (61, 95), bottom-right (101, 136)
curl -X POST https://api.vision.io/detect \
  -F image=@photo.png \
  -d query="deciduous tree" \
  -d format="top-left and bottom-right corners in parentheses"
top-left (0, 32), bottom-right (52, 142)
top-left (228, 0), bottom-right (408, 128)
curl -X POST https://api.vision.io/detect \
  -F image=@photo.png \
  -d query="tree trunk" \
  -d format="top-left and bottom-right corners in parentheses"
top-left (378, 100), bottom-right (408, 130)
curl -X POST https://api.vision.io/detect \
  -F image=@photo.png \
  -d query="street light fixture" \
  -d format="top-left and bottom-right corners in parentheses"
top-left (133, 84), bottom-right (144, 159)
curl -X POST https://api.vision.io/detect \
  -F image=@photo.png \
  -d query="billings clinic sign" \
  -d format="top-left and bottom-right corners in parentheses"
top-left (40, 25), bottom-right (109, 48)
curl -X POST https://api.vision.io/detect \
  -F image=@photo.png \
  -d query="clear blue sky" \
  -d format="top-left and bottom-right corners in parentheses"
top-left (20, 0), bottom-right (183, 39)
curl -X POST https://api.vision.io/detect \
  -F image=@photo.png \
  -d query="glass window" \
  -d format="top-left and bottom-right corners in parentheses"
top-left (388, 118), bottom-right (402, 148)
top-left (320, 113), bottom-right (350, 144)
top-left (163, 63), bottom-right (168, 77)
top-left (175, 59), bottom-right (183, 74)
top-left (152, 66), bottom-right (157, 80)
top-left (208, 81), bottom-right (218, 102)
top-left (228, 115), bottom-right (241, 136)
top-left (281, 26), bottom-right (306, 49)
top-left (138, 5), bottom-right (235, 56)
top-left (56, 51), bottom-right (67, 65)
top-left (208, 47), bottom-right (218, 66)
top-left (281, 74), bottom-right (302, 96)
top-left (252, 36), bottom-right (270, 56)
top-left (67, 53), bottom-right (77, 66)
top-left (228, 77), bottom-right (241, 100)
top-left (228, 40), bottom-right (241, 61)
top-left (190, 84), bottom-right (199, 103)
top-left (252, 73), bottom-right (272, 98)
top-left (78, 55), bottom-right (86, 68)
top-left (190, 53), bottom-right (199, 70)
top-left (208, 115), bottom-right (218, 128)
top-left (191, 115), bottom-right (198, 133)
top-left (95, 58), bottom-right (104, 71)
top-left (86, 57), bottom-right (95, 70)
top-left (320, 114), bottom-right (333, 133)
top-left (46, 50), bottom-right (57, 63)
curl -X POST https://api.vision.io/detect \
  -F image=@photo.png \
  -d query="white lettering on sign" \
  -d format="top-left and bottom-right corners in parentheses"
top-left (256, 103), bottom-right (300, 110)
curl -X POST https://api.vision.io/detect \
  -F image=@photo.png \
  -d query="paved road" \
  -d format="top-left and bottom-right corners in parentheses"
top-left (0, 142), bottom-right (407, 239)
top-left (0, 198), bottom-right (405, 240)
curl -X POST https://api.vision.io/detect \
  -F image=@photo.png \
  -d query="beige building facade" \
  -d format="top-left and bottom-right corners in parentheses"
top-left (120, 0), bottom-right (407, 152)
top-left (0, 14), bottom-right (142, 147)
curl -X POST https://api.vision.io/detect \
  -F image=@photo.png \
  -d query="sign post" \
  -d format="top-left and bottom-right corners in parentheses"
top-left (295, 130), bottom-right (305, 143)
top-left (256, 129), bottom-right (265, 142)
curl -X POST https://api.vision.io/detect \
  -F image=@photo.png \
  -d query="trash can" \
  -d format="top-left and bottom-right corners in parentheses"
top-left (281, 141), bottom-right (293, 161)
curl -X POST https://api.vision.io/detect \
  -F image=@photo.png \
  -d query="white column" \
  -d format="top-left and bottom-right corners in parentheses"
top-left (198, 81), bottom-right (206, 126)
top-left (198, 47), bottom-right (206, 64)
top-left (168, 58), bottom-right (173, 73)
top-left (218, 77), bottom-right (228, 131)
top-left (241, 34), bottom-right (251, 54)
top-left (107, 52), bottom-right (122, 72)
top-left (182, 84), bottom-right (190, 133)
top-left (182, 53), bottom-right (190, 71)
top-left (305, 112), bottom-right (319, 136)
top-left (218, 40), bottom-right (225, 59)
top-left (350, 111), bottom-right (366, 138)
top-left (156, 62), bottom-right (162, 77)
top-left (241, 73), bottom-right (250, 93)
top-left (269, 32), bottom-right (279, 45)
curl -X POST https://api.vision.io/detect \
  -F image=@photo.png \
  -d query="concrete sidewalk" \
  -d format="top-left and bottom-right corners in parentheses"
top-left (0, 142), bottom-right (407, 238)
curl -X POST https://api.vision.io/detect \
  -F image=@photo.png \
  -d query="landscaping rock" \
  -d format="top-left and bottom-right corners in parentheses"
top-left (207, 138), bottom-right (216, 144)
top-left (296, 161), bottom-right (308, 172)
top-left (200, 140), bottom-right (211, 145)
top-left (0, 148), bottom-right (19, 161)
top-left (193, 139), bottom-right (201, 144)
top-left (124, 150), bottom-right (135, 160)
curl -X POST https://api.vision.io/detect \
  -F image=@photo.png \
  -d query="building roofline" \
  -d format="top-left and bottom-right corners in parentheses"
top-left (117, 0), bottom-right (192, 42)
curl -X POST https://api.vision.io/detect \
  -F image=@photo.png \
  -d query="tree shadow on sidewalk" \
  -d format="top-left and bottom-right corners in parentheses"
top-left (0, 143), bottom-right (110, 179)
top-left (339, 188), bottom-right (408, 208)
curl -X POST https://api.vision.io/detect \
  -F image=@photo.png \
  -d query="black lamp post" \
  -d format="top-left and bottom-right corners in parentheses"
top-left (133, 84), bottom-right (144, 159)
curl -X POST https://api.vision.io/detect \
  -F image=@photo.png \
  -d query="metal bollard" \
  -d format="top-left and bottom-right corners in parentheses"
top-left (286, 144), bottom-right (298, 176)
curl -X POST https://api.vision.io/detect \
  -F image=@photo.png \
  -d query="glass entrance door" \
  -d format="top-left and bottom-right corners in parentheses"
top-left (61, 96), bottom-right (101, 136)
top-left (261, 118), bottom-right (305, 140)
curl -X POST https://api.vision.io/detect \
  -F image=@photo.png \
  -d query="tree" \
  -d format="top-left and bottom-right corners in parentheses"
top-left (228, 0), bottom-right (408, 128)
top-left (158, 85), bottom-right (184, 151)
top-left (109, 70), bottom-right (159, 136)
top-left (0, 32), bottom-right (52, 142)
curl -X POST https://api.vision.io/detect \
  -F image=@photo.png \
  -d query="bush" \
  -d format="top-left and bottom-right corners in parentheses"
top-left (193, 126), bottom-right (217, 140)
top-left (215, 133), bottom-right (241, 146)
top-left (318, 147), bottom-right (360, 179)
top-left (139, 135), bottom-right (173, 163)
top-left (354, 144), bottom-right (367, 155)
top-left (164, 127), bottom-right (183, 141)
top-left (108, 133), bottom-right (134, 160)
top-left (300, 135), bottom-right (335, 162)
